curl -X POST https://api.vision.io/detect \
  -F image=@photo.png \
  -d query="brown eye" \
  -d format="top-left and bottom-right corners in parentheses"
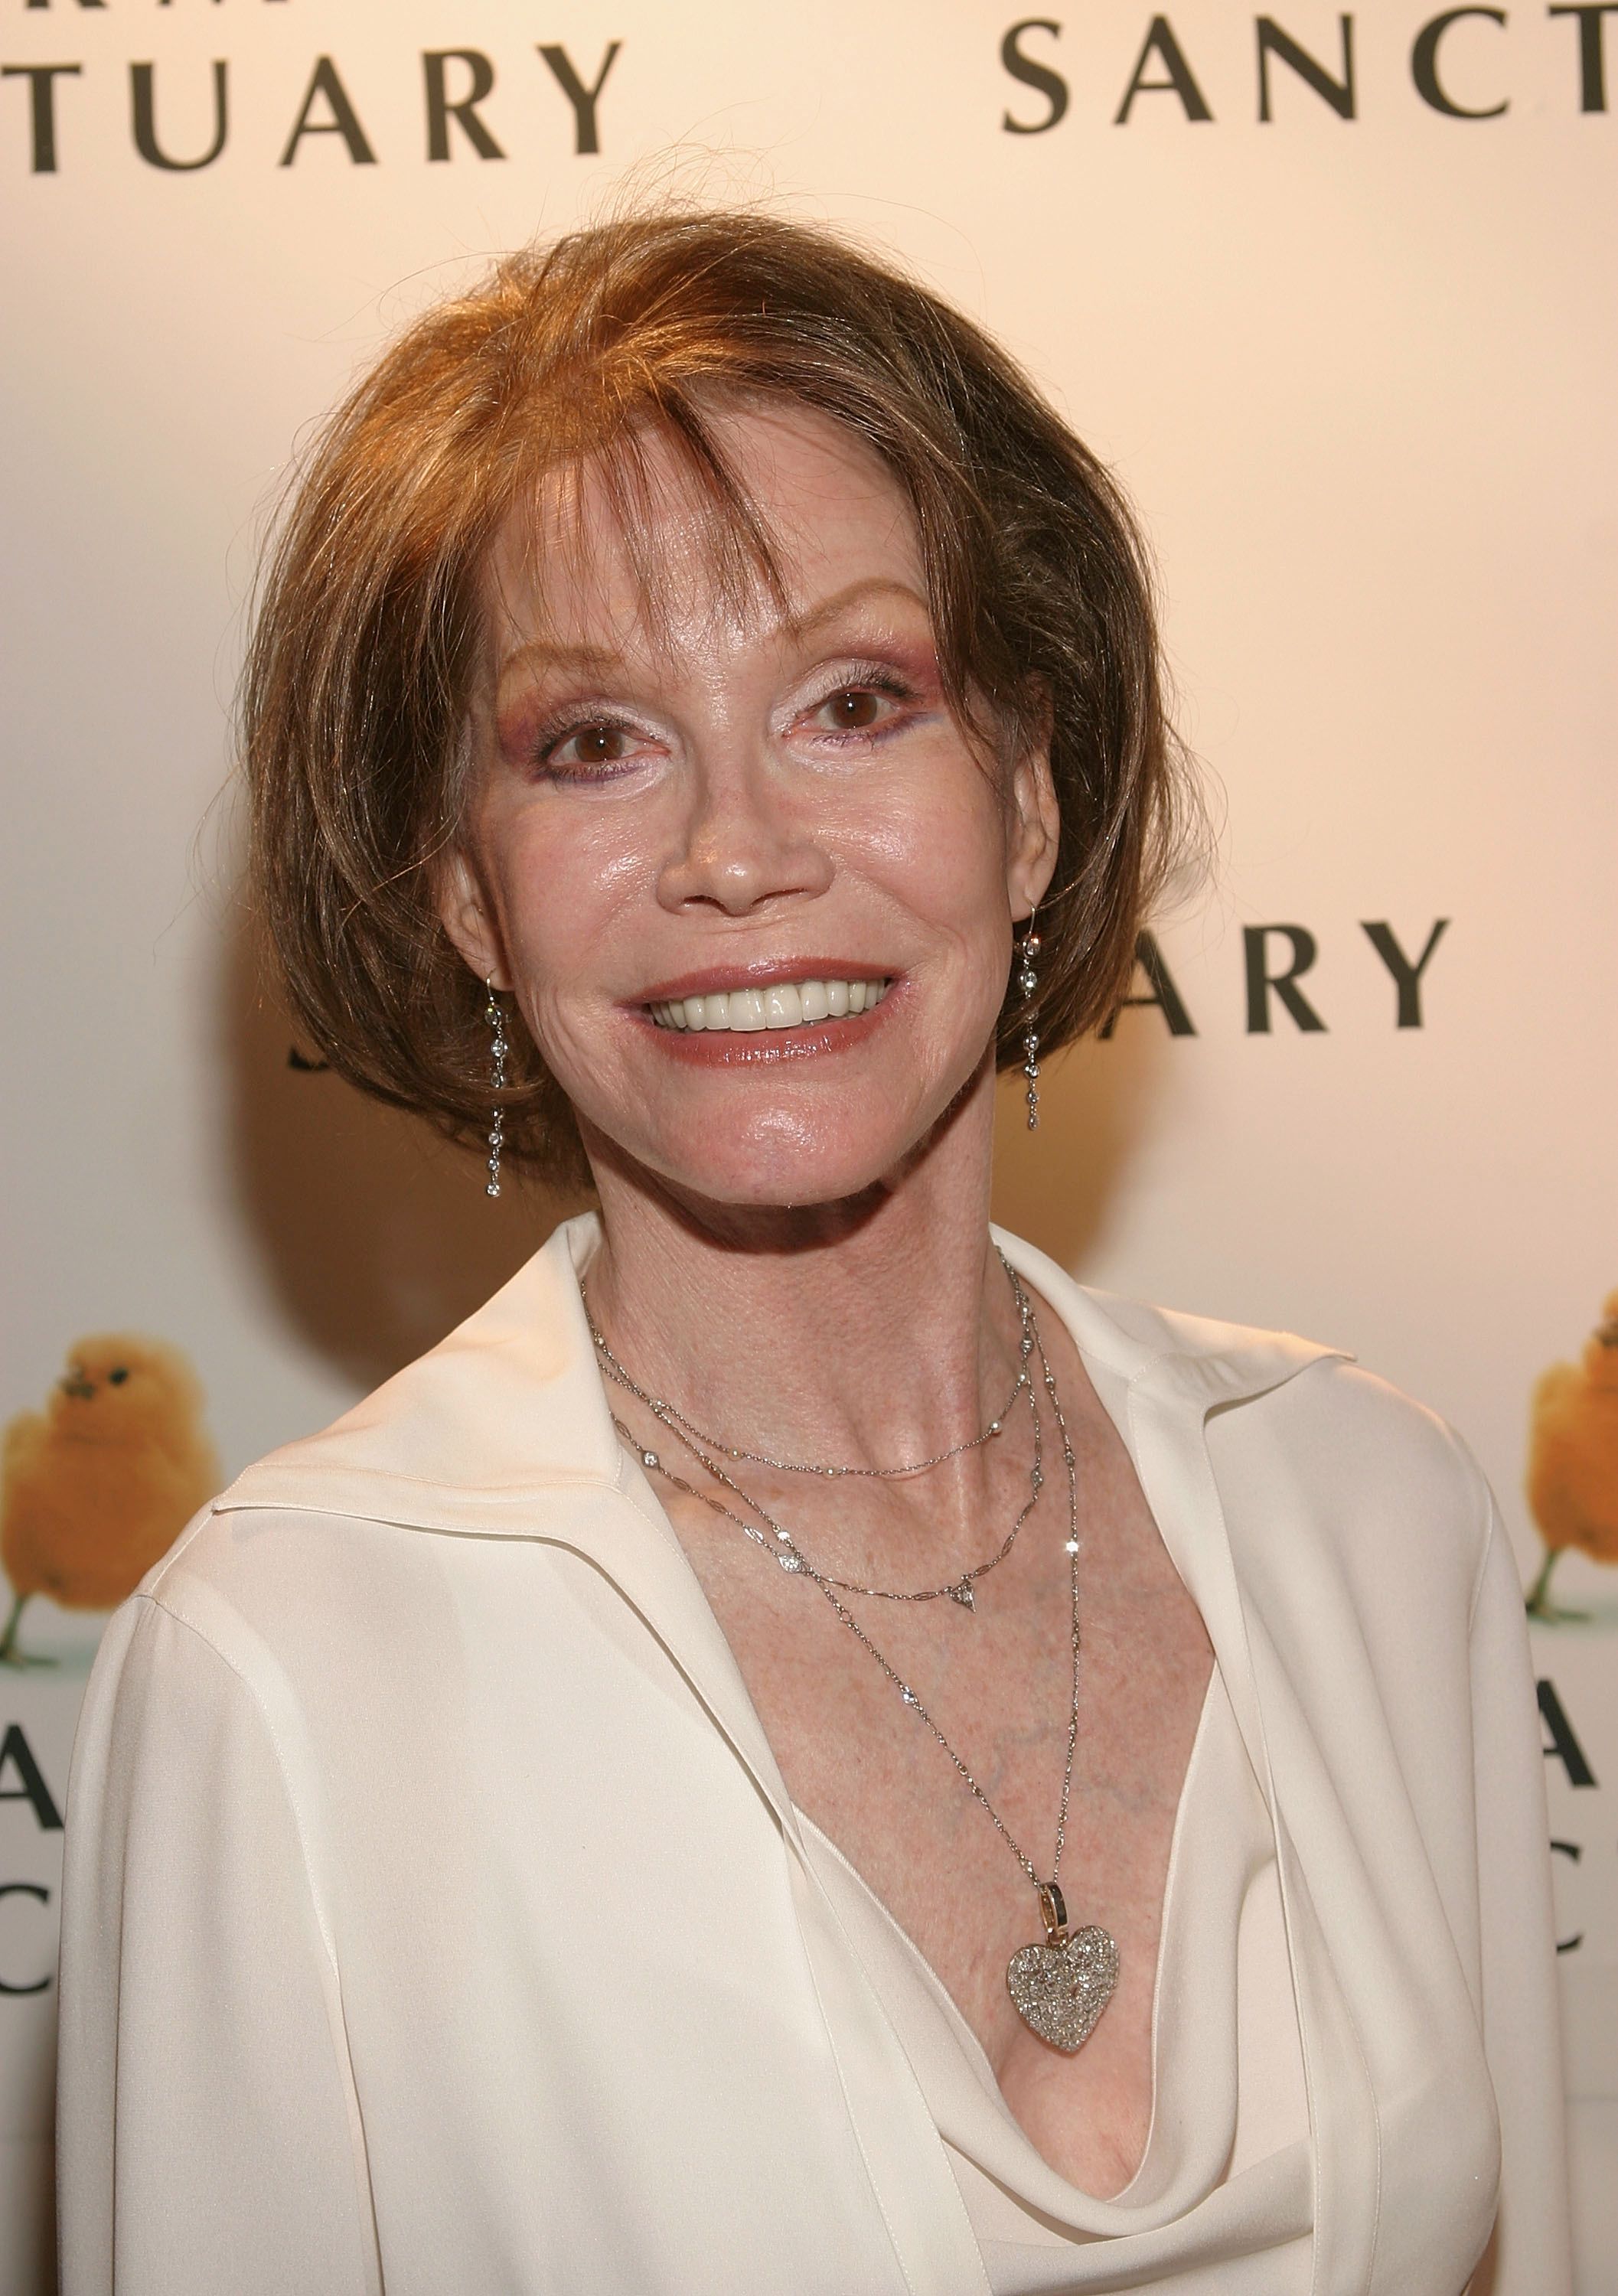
top-left (822, 688), bottom-right (884, 731)
top-left (109, 1368), bottom-right (129, 1384)
top-left (543, 719), bottom-right (645, 775)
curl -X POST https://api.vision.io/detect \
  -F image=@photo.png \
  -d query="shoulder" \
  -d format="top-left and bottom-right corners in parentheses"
top-left (1124, 1293), bottom-right (1487, 1536)
top-left (204, 1212), bottom-right (615, 1531)
top-left (101, 1496), bottom-right (421, 1731)
top-left (1008, 1228), bottom-right (1478, 1499)
top-left (995, 1230), bottom-right (1494, 1603)
top-left (117, 1215), bottom-right (616, 1692)
top-left (1205, 1352), bottom-right (1496, 1624)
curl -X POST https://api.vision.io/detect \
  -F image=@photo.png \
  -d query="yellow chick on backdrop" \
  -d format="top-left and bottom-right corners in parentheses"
top-left (1525, 1291), bottom-right (1618, 1619)
top-left (0, 1333), bottom-right (220, 1665)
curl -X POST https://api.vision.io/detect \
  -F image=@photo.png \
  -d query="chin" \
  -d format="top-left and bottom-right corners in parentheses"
top-left (592, 1097), bottom-right (927, 1216)
top-left (574, 1029), bottom-right (995, 1215)
top-left (670, 1127), bottom-right (908, 1213)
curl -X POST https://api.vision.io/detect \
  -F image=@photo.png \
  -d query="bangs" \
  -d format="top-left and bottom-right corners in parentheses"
top-left (490, 387), bottom-right (795, 671)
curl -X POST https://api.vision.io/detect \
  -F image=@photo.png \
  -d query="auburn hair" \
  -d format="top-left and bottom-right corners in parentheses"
top-left (243, 204), bottom-right (1191, 1183)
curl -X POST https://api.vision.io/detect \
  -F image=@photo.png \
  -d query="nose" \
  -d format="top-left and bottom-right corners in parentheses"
top-left (654, 749), bottom-right (833, 919)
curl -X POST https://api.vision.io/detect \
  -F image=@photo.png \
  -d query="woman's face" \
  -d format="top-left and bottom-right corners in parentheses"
top-left (442, 402), bottom-right (1057, 1211)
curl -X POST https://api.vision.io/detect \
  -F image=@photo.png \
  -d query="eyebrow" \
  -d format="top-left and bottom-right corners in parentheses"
top-left (495, 576), bottom-right (929, 685)
top-left (780, 576), bottom-right (928, 640)
top-left (497, 639), bottom-right (621, 680)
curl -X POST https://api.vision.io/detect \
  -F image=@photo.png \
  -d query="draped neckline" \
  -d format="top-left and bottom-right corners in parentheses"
top-left (794, 1658), bottom-right (1314, 2279)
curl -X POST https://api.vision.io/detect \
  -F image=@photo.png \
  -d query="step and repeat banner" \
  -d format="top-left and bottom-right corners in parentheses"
top-left (2, 2), bottom-right (1613, 2287)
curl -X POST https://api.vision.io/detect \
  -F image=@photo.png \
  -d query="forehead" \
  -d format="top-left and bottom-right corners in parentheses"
top-left (483, 400), bottom-right (925, 664)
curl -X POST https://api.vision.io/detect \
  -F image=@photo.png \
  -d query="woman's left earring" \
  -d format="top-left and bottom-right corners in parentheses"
top-left (484, 979), bottom-right (508, 1198)
top-left (1018, 918), bottom-right (1041, 1131)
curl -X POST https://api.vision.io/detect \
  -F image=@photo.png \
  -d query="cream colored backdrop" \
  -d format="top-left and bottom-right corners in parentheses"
top-left (2, 2), bottom-right (1613, 2288)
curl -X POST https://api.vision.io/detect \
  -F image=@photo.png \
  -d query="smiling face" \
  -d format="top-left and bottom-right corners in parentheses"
top-left (439, 401), bottom-right (1057, 1214)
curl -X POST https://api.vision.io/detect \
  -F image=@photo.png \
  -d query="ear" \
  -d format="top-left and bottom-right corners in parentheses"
top-left (1005, 701), bottom-right (1060, 924)
top-left (435, 844), bottom-right (511, 993)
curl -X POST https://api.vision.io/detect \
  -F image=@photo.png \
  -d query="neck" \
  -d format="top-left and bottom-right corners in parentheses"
top-left (581, 1067), bottom-right (1022, 1468)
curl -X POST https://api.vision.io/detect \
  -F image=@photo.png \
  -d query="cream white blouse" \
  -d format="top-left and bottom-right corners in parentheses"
top-left (798, 1667), bottom-right (1313, 2291)
top-left (55, 1217), bottom-right (1571, 2294)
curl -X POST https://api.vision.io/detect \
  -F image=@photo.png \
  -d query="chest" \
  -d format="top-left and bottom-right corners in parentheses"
top-left (651, 1375), bottom-right (1214, 2199)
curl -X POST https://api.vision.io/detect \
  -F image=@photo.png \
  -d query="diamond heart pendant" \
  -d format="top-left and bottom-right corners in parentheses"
top-left (1006, 1882), bottom-right (1119, 2053)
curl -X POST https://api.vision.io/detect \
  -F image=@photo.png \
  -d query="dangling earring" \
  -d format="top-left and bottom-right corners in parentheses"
top-left (484, 977), bottom-right (508, 1198)
top-left (1017, 915), bottom-right (1042, 1130)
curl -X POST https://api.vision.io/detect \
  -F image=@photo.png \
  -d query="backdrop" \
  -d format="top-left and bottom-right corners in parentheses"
top-left (2, 2), bottom-right (1614, 2288)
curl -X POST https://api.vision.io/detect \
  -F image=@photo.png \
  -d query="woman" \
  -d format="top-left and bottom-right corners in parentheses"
top-left (57, 209), bottom-right (1567, 2293)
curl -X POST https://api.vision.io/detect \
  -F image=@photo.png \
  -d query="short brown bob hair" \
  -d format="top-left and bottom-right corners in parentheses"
top-left (244, 204), bottom-right (1189, 1183)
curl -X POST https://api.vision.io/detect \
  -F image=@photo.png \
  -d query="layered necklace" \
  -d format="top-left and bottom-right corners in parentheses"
top-left (585, 1249), bottom-right (1120, 2054)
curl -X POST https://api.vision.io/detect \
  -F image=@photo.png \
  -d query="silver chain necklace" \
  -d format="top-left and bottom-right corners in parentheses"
top-left (601, 1362), bottom-right (1040, 1613)
top-left (615, 1274), bottom-right (1032, 1482)
top-left (589, 1258), bottom-right (1120, 2053)
top-left (587, 1259), bottom-right (1042, 1613)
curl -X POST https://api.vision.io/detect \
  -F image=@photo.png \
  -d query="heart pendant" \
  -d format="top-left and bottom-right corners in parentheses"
top-left (1006, 1923), bottom-right (1120, 2053)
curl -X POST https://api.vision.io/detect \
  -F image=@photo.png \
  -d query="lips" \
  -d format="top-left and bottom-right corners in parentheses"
top-left (647, 977), bottom-right (892, 1033)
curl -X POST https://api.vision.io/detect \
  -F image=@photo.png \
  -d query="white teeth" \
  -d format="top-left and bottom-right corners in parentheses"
top-left (647, 979), bottom-right (889, 1034)
top-left (763, 983), bottom-right (804, 1027)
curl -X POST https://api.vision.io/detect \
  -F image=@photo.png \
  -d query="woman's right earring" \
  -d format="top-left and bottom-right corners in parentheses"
top-left (1019, 921), bottom-right (1041, 1131)
top-left (484, 979), bottom-right (508, 1198)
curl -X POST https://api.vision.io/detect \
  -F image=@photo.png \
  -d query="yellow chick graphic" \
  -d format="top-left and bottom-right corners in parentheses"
top-left (1, 1335), bottom-right (220, 1665)
top-left (1525, 1291), bottom-right (1618, 1620)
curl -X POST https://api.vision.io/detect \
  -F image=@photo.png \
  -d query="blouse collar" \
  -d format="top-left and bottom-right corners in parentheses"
top-left (216, 1208), bottom-right (1348, 1536)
